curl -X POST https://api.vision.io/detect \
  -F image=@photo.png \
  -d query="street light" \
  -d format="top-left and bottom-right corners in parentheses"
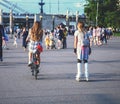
top-left (10, 10), bottom-right (13, 38)
top-left (66, 10), bottom-right (69, 29)
top-left (26, 15), bottom-right (29, 31)
top-left (39, 15), bottom-right (43, 28)
top-left (95, 0), bottom-right (99, 26)
top-left (52, 15), bottom-right (55, 30)
top-left (13, 16), bottom-right (14, 34)
top-left (0, 9), bottom-right (3, 25)
top-left (76, 11), bottom-right (79, 29)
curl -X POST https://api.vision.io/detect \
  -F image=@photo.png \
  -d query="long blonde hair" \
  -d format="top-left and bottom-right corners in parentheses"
top-left (30, 21), bottom-right (43, 41)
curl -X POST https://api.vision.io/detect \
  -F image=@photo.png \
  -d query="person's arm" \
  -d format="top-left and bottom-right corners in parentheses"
top-left (74, 31), bottom-right (78, 54)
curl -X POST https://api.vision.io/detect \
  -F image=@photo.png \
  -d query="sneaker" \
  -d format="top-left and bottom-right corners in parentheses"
top-left (28, 61), bottom-right (32, 67)
top-left (86, 77), bottom-right (89, 81)
top-left (76, 77), bottom-right (80, 82)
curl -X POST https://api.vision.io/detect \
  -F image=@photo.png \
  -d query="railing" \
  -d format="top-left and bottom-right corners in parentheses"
top-left (1, 0), bottom-right (29, 13)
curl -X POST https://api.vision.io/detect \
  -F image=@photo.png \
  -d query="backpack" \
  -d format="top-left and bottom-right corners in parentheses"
top-left (83, 33), bottom-right (90, 47)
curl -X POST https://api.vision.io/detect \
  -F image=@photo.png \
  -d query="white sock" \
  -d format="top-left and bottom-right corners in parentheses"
top-left (76, 63), bottom-right (82, 78)
top-left (84, 63), bottom-right (89, 78)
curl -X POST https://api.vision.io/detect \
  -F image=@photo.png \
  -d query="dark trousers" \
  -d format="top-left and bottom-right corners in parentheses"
top-left (62, 37), bottom-right (67, 49)
top-left (0, 34), bottom-right (3, 61)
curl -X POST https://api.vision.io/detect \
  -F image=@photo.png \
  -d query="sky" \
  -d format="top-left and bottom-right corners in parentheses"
top-left (0, 0), bottom-right (86, 15)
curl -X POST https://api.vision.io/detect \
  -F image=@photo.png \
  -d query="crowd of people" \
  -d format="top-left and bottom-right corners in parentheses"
top-left (1, 22), bottom-right (113, 51)
top-left (86, 26), bottom-right (113, 46)
top-left (44, 24), bottom-right (68, 50)
top-left (0, 21), bottom-right (114, 81)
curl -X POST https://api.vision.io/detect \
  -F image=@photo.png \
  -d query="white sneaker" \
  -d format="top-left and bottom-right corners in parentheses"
top-left (76, 77), bottom-right (80, 82)
top-left (86, 77), bottom-right (89, 81)
top-left (28, 61), bottom-right (32, 67)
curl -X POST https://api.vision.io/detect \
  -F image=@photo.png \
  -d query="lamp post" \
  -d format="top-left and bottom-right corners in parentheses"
top-left (76, 11), bottom-right (79, 29)
top-left (13, 16), bottom-right (14, 34)
top-left (96, 0), bottom-right (99, 26)
top-left (26, 15), bottom-right (29, 31)
top-left (66, 10), bottom-right (69, 29)
top-left (52, 15), bottom-right (55, 30)
top-left (10, 10), bottom-right (13, 38)
top-left (39, 15), bottom-right (43, 28)
top-left (0, 9), bottom-right (3, 25)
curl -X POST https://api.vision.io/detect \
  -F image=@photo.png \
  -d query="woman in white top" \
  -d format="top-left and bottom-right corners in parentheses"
top-left (74, 21), bottom-right (90, 82)
top-left (93, 26), bottom-right (97, 45)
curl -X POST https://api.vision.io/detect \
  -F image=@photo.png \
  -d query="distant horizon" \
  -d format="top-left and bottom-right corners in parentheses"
top-left (0, 0), bottom-right (86, 15)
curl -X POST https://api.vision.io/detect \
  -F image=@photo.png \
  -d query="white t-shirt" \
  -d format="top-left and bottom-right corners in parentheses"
top-left (74, 30), bottom-right (84, 48)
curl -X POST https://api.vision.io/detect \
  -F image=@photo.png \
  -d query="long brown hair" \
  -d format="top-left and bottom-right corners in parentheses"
top-left (77, 21), bottom-right (84, 29)
top-left (30, 21), bottom-right (43, 41)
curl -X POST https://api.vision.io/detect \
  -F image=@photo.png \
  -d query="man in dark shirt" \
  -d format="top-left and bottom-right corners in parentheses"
top-left (0, 24), bottom-right (5, 61)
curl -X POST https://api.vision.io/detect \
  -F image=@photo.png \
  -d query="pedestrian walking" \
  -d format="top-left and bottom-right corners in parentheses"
top-left (62, 27), bottom-right (68, 49)
top-left (0, 24), bottom-right (4, 61)
top-left (44, 34), bottom-right (50, 49)
top-left (96, 26), bottom-right (102, 45)
top-left (57, 25), bottom-right (64, 49)
top-left (93, 26), bottom-right (97, 45)
top-left (49, 30), bottom-right (56, 49)
top-left (16, 28), bottom-right (21, 39)
top-left (13, 34), bottom-right (18, 48)
top-left (21, 27), bottom-right (28, 51)
top-left (74, 21), bottom-right (90, 82)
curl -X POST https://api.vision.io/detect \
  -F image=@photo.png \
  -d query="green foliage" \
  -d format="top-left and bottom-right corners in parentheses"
top-left (84, 0), bottom-right (120, 28)
top-left (114, 32), bottom-right (120, 36)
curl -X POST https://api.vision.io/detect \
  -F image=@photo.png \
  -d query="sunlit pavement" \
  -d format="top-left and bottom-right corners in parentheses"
top-left (0, 36), bottom-right (120, 104)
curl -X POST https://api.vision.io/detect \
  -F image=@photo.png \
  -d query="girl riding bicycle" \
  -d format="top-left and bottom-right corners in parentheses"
top-left (26, 21), bottom-right (43, 67)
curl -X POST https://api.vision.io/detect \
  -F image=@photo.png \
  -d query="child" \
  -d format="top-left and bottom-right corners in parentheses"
top-left (49, 30), bottom-right (56, 49)
top-left (74, 21), bottom-right (90, 82)
top-left (13, 34), bottom-right (18, 48)
top-left (44, 35), bottom-right (50, 49)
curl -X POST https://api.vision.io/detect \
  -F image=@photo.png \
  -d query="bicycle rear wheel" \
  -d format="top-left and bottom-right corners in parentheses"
top-left (31, 69), bottom-right (34, 76)
top-left (35, 68), bottom-right (39, 80)
top-left (33, 51), bottom-right (40, 80)
top-left (35, 72), bottom-right (37, 80)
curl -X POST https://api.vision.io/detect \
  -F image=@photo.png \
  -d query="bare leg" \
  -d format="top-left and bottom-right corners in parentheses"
top-left (28, 52), bottom-right (32, 64)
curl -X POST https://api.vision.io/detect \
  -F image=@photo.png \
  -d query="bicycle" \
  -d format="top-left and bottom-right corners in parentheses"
top-left (29, 44), bottom-right (43, 80)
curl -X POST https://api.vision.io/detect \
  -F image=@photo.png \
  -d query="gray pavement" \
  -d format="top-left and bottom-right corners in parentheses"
top-left (0, 36), bottom-right (120, 104)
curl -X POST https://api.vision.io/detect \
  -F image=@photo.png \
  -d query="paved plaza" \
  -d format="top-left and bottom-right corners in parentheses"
top-left (0, 35), bottom-right (120, 104)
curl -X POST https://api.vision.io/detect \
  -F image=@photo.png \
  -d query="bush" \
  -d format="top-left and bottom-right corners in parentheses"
top-left (113, 32), bottom-right (120, 37)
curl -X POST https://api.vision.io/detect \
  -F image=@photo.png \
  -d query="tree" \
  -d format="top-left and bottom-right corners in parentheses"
top-left (84, 0), bottom-right (120, 28)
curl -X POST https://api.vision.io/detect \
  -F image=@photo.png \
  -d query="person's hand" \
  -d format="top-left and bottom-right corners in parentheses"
top-left (74, 48), bottom-right (77, 54)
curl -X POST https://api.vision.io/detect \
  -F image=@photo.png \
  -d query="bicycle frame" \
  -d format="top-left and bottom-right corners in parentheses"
top-left (30, 50), bottom-right (40, 80)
